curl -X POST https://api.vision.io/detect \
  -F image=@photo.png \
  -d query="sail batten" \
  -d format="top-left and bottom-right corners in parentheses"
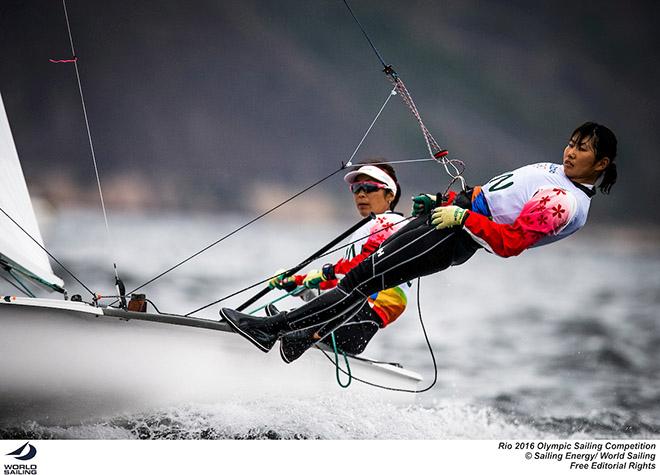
top-left (0, 92), bottom-right (64, 292)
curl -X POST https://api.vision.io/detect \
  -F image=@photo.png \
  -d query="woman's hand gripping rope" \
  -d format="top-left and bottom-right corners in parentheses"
top-left (302, 264), bottom-right (336, 289)
top-left (268, 269), bottom-right (299, 291)
top-left (431, 205), bottom-right (469, 230)
top-left (269, 263), bottom-right (336, 291)
top-left (411, 190), bottom-right (459, 216)
top-left (411, 194), bottom-right (436, 216)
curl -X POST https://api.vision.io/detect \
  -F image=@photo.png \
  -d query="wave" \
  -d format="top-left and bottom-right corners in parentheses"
top-left (2, 397), bottom-right (658, 440)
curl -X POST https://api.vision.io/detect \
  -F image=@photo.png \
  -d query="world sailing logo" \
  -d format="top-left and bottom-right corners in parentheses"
top-left (5, 443), bottom-right (36, 461)
top-left (4, 442), bottom-right (37, 475)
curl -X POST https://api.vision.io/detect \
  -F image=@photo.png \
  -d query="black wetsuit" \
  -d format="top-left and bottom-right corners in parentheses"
top-left (321, 305), bottom-right (382, 355)
top-left (281, 194), bottom-right (481, 342)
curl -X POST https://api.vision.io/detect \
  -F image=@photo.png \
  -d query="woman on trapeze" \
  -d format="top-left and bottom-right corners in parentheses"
top-left (221, 122), bottom-right (618, 364)
top-left (266, 161), bottom-right (411, 360)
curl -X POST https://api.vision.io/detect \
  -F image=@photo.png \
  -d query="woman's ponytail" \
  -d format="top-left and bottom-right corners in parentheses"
top-left (598, 161), bottom-right (617, 195)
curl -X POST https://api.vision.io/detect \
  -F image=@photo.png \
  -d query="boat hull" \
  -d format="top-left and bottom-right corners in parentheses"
top-left (0, 298), bottom-right (421, 425)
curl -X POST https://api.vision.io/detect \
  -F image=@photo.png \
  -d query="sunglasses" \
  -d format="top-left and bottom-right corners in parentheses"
top-left (349, 181), bottom-right (388, 194)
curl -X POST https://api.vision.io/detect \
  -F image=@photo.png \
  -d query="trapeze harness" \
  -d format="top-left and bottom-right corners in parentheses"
top-left (278, 163), bottom-right (595, 338)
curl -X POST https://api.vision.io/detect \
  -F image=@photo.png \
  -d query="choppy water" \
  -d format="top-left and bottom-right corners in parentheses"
top-left (2, 208), bottom-right (659, 439)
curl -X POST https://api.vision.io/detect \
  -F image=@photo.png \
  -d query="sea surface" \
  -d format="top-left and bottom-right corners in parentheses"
top-left (2, 208), bottom-right (659, 439)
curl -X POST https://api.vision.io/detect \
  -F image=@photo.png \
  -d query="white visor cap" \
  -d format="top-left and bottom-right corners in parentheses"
top-left (343, 165), bottom-right (397, 196)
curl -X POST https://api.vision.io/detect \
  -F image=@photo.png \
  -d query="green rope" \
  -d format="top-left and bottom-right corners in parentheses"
top-left (247, 288), bottom-right (353, 388)
top-left (330, 332), bottom-right (352, 388)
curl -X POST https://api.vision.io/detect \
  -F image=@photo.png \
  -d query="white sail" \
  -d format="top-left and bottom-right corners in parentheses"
top-left (0, 92), bottom-right (64, 292)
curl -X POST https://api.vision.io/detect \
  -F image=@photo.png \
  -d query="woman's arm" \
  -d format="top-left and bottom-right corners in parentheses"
top-left (463, 187), bottom-right (577, 257)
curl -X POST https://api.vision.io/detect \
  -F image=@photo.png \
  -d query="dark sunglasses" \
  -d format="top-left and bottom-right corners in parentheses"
top-left (349, 181), bottom-right (388, 194)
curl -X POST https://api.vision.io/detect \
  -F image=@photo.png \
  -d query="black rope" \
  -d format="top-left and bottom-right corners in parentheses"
top-left (117, 164), bottom-right (347, 304)
top-left (0, 205), bottom-right (94, 296)
top-left (319, 276), bottom-right (438, 393)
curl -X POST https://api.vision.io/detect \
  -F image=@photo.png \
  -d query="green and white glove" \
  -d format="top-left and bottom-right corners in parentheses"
top-left (268, 269), bottom-right (298, 291)
top-left (431, 205), bottom-right (469, 230)
top-left (411, 193), bottom-right (436, 216)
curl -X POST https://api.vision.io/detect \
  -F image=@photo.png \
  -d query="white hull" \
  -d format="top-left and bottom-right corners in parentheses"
top-left (0, 297), bottom-right (421, 425)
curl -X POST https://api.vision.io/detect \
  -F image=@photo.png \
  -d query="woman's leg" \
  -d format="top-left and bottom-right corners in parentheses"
top-left (321, 306), bottom-right (382, 355)
top-left (278, 302), bottom-right (381, 362)
top-left (282, 218), bottom-right (478, 331)
top-left (278, 218), bottom-right (479, 335)
top-left (340, 218), bottom-right (479, 296)
top-left (222, 217), bottom-right (479, 357)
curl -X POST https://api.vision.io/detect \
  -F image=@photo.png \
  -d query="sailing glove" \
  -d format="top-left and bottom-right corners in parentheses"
top-left (431, 205), bottom-right (469, 230)
top-left (411, 193), bottom-right (436, 216)
top-left (302, 264), bottom-right (336, 289)
top-left (268, 269), bottom-right (298, 291)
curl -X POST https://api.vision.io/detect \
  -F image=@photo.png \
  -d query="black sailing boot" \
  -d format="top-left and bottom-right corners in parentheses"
top-left (264, 303), bottom-right (279, 317)
top-left (279, 299), bottom-right (370, 363)
top-left (266, 299), bottom-right (321, 363)
top-left (219, 308), bottom-right (290, 352)
top-left (222, 286), bottom-right (364, 356)
top-left (279, 326), bottom-right (321, 364)
top-left (277, 289), bottom-right (366, 364)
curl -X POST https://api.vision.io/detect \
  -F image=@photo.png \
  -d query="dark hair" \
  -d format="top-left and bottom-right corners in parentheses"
top-left (355, 159), bottom-right (401, 211)
top-left (570, 122), bottom-right (618, 194)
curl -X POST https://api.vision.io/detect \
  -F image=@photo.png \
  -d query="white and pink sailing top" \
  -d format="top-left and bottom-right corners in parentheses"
top-left (463, 163), bottom-right (593, 257)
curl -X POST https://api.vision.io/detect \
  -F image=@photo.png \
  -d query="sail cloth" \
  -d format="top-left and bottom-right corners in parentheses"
top-left (0, 92), bottom-right (64, 292)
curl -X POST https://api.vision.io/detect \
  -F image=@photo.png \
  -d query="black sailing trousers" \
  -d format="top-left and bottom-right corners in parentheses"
top-left (283, 216), bottom-right (481, 336)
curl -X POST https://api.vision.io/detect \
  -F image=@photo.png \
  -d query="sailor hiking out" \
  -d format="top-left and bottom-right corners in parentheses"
top-left (266, 162), bottom-right (411, 361)
top-left (221, 122), bottom-right (619, 363)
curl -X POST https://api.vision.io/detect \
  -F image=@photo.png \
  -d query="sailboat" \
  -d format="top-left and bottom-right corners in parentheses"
top-left (0, 91), bottom-right (422, 426)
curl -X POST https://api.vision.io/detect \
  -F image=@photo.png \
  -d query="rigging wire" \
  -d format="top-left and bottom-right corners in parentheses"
top-left (0, 272), bottom-right (28, 296)
top-left (1, 270), bottom-right (34, 297)
top-left (49, 0), bottom-right (464, 322)
top-left (341, 0), bottom-right (390, 71)
top-left (122, 165), bottom-right (346, 304)
top-left (120, 85), bottom-right (400, 302)
top-left (57, 0), bottom-right (458, 307)
top-left (346, 85), bottom-right (397, 167)
top-left (360, 157), bottom-right (435, 166)
top-left (341, 0), bottom-right (467, 191)
top-left (59, 0), bottom-right (125, 303)
top-left (123, 1), bottom-right (447, 310)
top-left (0, 205), bottom-right (96, 297)
top-left (6, 269), bottom-right (36, 298)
